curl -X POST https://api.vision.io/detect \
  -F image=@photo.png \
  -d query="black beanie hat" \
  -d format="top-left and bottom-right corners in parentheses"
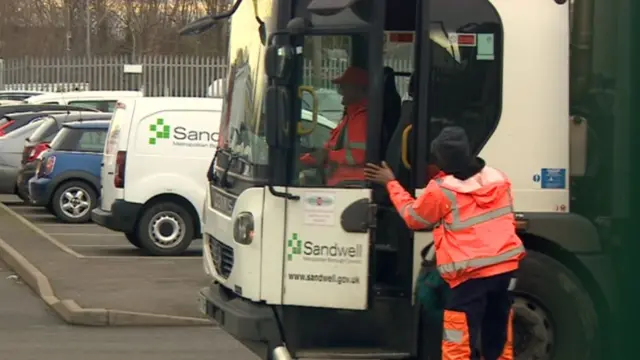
top-left (431, 126), bottom-right (472, 172)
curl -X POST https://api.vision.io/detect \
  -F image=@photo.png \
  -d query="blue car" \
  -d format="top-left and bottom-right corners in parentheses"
top-left (29, 120), bottom-right (109, 223)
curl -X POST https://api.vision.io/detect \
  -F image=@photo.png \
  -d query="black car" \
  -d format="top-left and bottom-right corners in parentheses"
top-left (0, 104), bottom-right (100, 136)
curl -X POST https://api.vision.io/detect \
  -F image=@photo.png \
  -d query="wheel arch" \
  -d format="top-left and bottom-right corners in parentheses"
top-left (519, 232), bottom-right (611, 347)
top-left (49, 176), bottom-right (99, 206)
top-left (139, 193), bottom-right (201, 237)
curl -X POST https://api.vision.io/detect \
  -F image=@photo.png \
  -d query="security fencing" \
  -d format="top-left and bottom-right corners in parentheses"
top-left (0, 56), bottom-right (413, 97)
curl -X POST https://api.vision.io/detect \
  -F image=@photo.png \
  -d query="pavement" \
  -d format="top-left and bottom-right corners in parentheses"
top-left (0, 195), bottom-right (213, 326)
top-left (0, 259), bottom-right (259, 360)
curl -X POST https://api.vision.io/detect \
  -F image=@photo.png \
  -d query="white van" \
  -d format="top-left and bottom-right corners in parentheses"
top-left (25, 91), bottom-right (143, 112)
top-left (91, 97), bottom-right (222, 256)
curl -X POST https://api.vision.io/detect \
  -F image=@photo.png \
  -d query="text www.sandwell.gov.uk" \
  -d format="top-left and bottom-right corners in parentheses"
top-left (288, 273), bottom-right (360, 285)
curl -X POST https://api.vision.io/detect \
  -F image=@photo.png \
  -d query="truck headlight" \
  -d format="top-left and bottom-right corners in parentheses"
top-left (233, 212), bottom-right (254, 245)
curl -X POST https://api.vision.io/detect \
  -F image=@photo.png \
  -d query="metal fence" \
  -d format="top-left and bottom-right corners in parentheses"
top-left (0, 56), bottom-right (228, 97)
top-left (0, 56), bottom-right (413, 97)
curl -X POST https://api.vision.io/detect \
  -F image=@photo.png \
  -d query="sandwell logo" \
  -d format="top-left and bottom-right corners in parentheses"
top-left (286, 233), bottom-right (363, 264)
top-left (149, 118), bottom-right (170, 145)
top-left (287, 233), bottom-right (302, 261)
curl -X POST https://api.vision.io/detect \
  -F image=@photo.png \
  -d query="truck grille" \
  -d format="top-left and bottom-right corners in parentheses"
top-left (209, 236), bottom-right (234, 279)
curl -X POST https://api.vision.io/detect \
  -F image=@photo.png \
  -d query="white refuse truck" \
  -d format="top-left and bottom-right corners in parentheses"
top-left (180, 0), bottom-right (623, 358)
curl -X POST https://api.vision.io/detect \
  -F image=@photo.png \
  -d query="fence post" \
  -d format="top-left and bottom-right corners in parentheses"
top-left (0, 58), bottom-right (4, 90)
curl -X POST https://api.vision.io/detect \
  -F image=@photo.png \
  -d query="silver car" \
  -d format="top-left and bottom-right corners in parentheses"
top-left (0, 111), bottom-right (111, 196)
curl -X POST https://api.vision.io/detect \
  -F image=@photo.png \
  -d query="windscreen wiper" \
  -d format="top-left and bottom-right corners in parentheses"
top-left (208, 147), bottom-right (237, 189)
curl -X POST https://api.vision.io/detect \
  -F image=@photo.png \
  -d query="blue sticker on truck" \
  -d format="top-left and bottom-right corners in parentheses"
top-left (540, 168), bottom-right (566, 189)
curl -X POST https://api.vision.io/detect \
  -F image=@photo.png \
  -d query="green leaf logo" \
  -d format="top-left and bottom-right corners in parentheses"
top-left (148, 118), bottom-right (171, 145)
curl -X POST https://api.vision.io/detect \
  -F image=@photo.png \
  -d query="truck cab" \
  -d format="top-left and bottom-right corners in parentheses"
top-left (189, 0), bottom-right (616, 359)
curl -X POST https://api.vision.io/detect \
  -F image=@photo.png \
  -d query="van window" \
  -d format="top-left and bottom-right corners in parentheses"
top-left (50, 128), bottom-right (107, 153)
top-left (68, 100), bottom-right (116, 112)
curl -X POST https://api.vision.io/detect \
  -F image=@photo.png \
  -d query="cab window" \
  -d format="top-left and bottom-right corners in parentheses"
top-left (428, 0), bottom-right (502, 152)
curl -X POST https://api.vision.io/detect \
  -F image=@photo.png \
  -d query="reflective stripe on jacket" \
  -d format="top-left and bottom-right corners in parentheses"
top-left (386, 166), bottom-right (525, 288)
top-left (300, 100), bottom-right (367, 186)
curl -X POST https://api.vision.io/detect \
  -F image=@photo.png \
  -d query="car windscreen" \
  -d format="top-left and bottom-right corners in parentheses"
top-left (28, 117), bottom-right (58, 142)
top-left (50, 127), bottom-right (107, 153)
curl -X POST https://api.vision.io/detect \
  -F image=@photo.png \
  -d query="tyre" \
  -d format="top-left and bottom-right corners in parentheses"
top-left (513, 251), bottom-right (598, 360)
top-left (136, 201), bottom-right (195, 256)
top-left (125, 232), bottom-right (142, 248)
top-left (51, 181), bottom-right (97, 223)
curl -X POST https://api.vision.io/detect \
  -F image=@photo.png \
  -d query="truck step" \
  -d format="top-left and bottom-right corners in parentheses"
top-left (295, 348), bottom-right (411, 359)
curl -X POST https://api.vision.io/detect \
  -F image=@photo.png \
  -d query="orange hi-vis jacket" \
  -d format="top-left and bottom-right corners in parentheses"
top-left (300, 100), bottom-right (367, 186)
top-left (387, 166), bottom-right (525, 288)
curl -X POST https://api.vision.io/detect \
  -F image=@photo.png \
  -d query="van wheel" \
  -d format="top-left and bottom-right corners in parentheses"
top-left (125, 232), bottom-right (142, 248)
top-left (513, 251), bottom-right (598, 359)
top-left (51, 181), bottom-right (97, 223)
top-left (137, 202), bottom-right (194, 256)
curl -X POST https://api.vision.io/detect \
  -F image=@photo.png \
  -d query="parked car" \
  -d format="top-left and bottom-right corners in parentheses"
top-left (0, 90), bottom-right (47, 101)
top-left (0, 119), bottom-right (53, 196)
top-left (29, 120), bottom-right (109, 222)
top-left (92, 97), bottom-right (222, 256)
top-left (0, 104), bottom-right (99, 134)
top-left (25, 91), bottom-right (143, 111)
top-left (15, 112), bottom-right (112, 201)
top-left (0, 106), bottom-right (101, 137)
top-left (301, 88), bottom-right (344, 124)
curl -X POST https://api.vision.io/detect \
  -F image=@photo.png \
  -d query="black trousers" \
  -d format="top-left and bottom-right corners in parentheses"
top-left (442, 272), bottom-right (514, 360)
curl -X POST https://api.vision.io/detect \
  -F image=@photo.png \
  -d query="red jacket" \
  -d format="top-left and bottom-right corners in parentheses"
top-left (387, 166), bottom-right (525, 288)
top-left (300, 100), bottom-right (367, 186)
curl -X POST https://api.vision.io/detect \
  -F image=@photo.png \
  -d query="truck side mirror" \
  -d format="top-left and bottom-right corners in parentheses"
top-left (265, 85), bottom-right (291, 149)
top-left (265, 44), bottom-right (294, 80)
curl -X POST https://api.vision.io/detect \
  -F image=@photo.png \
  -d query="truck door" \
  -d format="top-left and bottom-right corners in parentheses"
top-left (281, 32), bottom-right (376, 311)
top-left (272, 1), bottom-right (430, 357)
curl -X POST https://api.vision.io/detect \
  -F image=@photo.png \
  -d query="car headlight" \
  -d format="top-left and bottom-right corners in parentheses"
top-left (233, 212), bottom-right (254, 245)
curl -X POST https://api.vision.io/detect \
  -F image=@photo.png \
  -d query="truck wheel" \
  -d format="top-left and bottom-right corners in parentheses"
top-left (125, 232), bottom-right (142, 248)
top-left (137, 202), bottom-right (194, 256)
top-left (513, 251), bottom-right (598, 360)
top-left (51, 181), bottom-right (97, 223)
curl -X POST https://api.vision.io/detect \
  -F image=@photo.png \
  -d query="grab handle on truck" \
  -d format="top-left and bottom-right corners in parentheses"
top-left (298, 86), bottom-right (318, 135)
top-left (401, 124), bottom-right (412, 169)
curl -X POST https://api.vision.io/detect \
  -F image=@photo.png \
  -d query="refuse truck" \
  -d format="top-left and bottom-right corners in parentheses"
top-left (180, 0), bottom-right (627, 358)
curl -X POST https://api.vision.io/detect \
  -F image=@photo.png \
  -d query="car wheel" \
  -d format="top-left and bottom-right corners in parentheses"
top-left (51, 181), bottom-right (97, 223)
top-left (513, 250), bottom-right (598, 360)
top-left (125, 232), bottom-right (142, 248)
top-left (137, 201), bottom-right (195, 256)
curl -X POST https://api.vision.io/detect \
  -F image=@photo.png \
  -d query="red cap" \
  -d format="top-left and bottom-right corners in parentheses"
top-left (332, 66), bottom-right (368, 86)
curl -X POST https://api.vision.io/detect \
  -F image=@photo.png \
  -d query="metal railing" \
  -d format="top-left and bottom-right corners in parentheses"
top-left (0, 56), bottom-right (414, 97)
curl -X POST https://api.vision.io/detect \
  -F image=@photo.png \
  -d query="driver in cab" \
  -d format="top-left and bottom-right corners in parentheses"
top-left (299, 66), bottom-right (368, 186)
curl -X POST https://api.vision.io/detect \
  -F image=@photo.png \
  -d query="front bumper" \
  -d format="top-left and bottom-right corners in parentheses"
top-left (91, 199), bottom-right (142, 233)
top-left (199, 283), bottom-right (281, 345)
top-left (28, 177), bottom-right (53, 206)
top-left (0, 165), bottom-right (19, 194)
